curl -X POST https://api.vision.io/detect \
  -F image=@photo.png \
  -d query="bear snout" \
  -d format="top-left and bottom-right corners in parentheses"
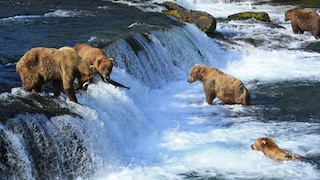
top-left (187, 77), bottom-right (195, 83)
top-left (251, 144), bottom-right (255, 150)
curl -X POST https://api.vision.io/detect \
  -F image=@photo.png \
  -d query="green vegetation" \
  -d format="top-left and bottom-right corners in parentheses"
top-left (228, 12), bottom-right (271, 22)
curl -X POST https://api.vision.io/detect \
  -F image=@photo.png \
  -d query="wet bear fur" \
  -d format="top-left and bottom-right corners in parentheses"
top-left (73, 43), bottom-right (113, 82)
top-left (251, 137), bottom-right (304, 161)
top-left (16, 47), bottom-right (93, 103)
top-left (188, 64), bottom-right (250, 105)
top-left (285, 7), bottom-right (320, 38)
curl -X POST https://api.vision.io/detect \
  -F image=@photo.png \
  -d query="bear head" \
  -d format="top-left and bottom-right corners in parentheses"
top-left (251, 137), bottom-right (304, 161)
top-left (188, 64), bottom-right (206, 83)
top-left (94, 57), bottom-right (114, 83)
top-left (251, 137), bottom-right (279, 152)
top-left (284, 9), bottom-right (293, 21)
top-left (284, 7), bottom-right (302, 21)
top-left (76, 61), bottom-right (95, 90)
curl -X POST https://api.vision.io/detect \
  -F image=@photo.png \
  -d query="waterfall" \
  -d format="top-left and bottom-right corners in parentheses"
top-left (104, 24), bottom-right (233, 89)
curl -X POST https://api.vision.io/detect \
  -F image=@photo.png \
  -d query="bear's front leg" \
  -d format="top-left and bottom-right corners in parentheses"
top-left (205, 91), bottom-right (216, 105)
top-left (291, 22), bottom-right (300, 34)
top-left (311, 27), bottom-right (319, 39)
top-left (64, 88), bottom-right (77, 103)
top-left (32, 86), bottom-right (41, 93)
top-left (62, 79), bottom-right (78, 103)
top-left (53, 80), bottom-right (62, 97)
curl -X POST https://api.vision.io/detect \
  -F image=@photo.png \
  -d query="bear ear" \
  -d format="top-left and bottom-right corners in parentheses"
top-left (108, 58), bottom-right (114, 64)
top-left (262, 140), bottom-right (267, 145)
top-left (89, 65), bottom-right (96, 73)
top-left (194, 64), bottom-right (201, 68)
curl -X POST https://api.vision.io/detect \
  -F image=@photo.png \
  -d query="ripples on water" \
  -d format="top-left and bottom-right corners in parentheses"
top-left (0, 0), bottom-right (180, 63)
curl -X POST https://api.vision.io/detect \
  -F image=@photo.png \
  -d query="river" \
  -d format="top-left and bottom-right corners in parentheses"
top-left (0, 0), bottom-right (319, 179)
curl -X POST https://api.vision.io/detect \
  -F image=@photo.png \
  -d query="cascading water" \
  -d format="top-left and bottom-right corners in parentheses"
top-left (0, 92), bottom-right (120, 179)
top-left (104, 25), bottom-right (232, 88)
top-left (1, 0), bottom-right (320, 179)
top-left (0, 23), bottom-right (234, 179)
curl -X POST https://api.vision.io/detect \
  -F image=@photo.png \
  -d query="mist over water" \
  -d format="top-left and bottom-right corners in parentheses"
top-left (0, 0), bottom-right (320, 179)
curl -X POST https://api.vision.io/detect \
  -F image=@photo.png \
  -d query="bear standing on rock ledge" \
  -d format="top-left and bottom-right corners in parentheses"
top-left (285, 7), bottom-right (320, 39)
top-left (16, 47), bottom-right (94, 103)
top-left (188, 64), bottom-right (250, 105)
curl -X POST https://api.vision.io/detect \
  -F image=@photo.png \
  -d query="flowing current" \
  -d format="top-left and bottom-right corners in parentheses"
top-left (0, 0), bottom-right (320, 179)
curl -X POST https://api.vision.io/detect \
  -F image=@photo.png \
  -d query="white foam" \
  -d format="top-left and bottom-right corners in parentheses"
top-left (1, 9), bottom-right (83, 22)
top-left (225, 48), bottom-right (320, 82)
top-left (7, 1), bottom-right (320, 178)
top-left (172, 1), bottom-right (320, 83)
top-left (0, 14), bottom-right (41, 22)
top-left (44, 9), bottom-right (82, 17)
top-left (94, 77), bottom-right (320, 178)
top-left (84, 68), bottom-right (319, 179)
top-left (2, 129), bottom-right (33, 179)
top-left (92, 1), bottom-right (320, 179)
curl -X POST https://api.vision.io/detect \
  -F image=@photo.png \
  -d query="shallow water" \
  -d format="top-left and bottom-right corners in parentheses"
top-left (0, 0), bottom-right (320, 179)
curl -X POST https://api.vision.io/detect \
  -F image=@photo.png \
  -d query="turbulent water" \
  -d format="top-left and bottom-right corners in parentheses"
top-left (1, 0), bottom-right (320, 179)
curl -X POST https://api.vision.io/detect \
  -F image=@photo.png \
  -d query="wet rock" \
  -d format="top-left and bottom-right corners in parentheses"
top-left (161, 1), bottom-right (216, 33)
top-left (303, 41), bottom-right (320, 53)
top-left (0, 93), bottom-right (80, 123)
top-left (228, 12), bottom-right (271, 22)
top-left (234, 37), bottom-right (265, 47)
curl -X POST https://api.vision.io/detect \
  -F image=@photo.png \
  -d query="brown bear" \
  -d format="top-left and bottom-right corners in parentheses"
top-left (73, 43), bottom-right (113, 83)
top-left (284, 7), bottom-right (320, 38)
top-left (251, 137), bottom-right (304, 161)
top-left (187, 64), bottom-right (250, 105)
top-left (16, 47), bottom-right (94, 103)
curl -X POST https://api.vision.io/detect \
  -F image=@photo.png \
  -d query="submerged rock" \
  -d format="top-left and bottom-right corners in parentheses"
top-left (303, 41), bottom-right (320, 53)
top-left (161, 1), bottom-right (216, 33)
top-left (228, 12), bottom-right (271, 22)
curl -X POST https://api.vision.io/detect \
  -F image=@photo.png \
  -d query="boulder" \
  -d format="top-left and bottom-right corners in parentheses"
top-left (228, 12), bottom-right (271, 22)
top-left (161, 2), bottom-right (216, 33)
